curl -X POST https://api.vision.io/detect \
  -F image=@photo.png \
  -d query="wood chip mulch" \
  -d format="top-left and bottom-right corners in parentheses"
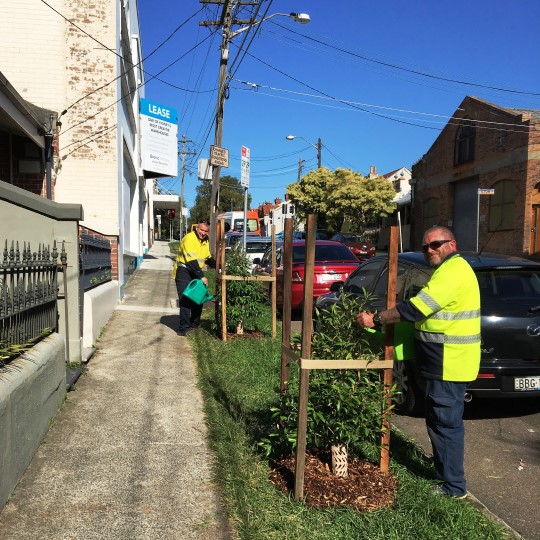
top-left (269, 452), bottom-right (398, 512)
top-left (225, 330), bottom-right (265, 340)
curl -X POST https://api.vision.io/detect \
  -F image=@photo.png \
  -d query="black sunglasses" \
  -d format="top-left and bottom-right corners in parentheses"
top-left (421, 239), bottom-right (452, 252)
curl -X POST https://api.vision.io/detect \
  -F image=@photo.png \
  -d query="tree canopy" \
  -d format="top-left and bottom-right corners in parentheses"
top-left (190, 175), bottom-right (252, 225)
top-left (286, 168), bottom-right (396, 232)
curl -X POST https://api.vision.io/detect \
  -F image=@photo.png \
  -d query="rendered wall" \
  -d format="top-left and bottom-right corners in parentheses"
top-left (0, 334), bottom-right (66, 509)
top-left (82, 281), bottom-right (119, 348)
top-left (0, 181), bottom-right (82, 362)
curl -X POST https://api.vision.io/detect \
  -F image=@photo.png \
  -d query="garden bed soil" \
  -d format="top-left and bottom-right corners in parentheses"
top-left (269, 451), bottom-right (398, 511)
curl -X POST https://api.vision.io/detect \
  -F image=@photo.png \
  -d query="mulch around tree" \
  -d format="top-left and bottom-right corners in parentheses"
top-left (269, 451), bottom-right (398, 511)
top-left (225, 330), bottom-right (265, 340)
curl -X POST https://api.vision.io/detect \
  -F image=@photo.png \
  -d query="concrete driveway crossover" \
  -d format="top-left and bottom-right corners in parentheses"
top-left (0, 241), bottom-right (233, 540)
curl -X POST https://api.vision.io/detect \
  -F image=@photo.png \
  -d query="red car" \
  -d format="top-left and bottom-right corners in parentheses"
top-left (331, 233), bottom-right (376, 260)
top-left (253, 240), bottom-right (360, 309)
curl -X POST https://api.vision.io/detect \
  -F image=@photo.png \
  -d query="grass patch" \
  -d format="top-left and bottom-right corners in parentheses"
top-left (189, 320), bottom-right (510, 540)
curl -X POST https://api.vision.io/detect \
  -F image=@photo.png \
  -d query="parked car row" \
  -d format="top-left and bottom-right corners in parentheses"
top-left (315, 252), bottom-right (540, 413)
top-left (253, 240), bottom-right (360, 309)
top-left (330, 233), bottom-right (376, 260)
top-left (224, 233), bottom-right (273, 269)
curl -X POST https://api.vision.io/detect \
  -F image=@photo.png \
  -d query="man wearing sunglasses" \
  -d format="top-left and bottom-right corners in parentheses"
top-left (356, 226), bottom-right (481, 499)
top-left (173, 220), bottom-right (216, 336)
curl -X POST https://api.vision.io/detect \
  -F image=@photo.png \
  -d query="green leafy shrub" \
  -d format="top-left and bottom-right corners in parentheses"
top-left (260, 293), bottom-right (393, 459)
top-left (223, 244), bottom-right (266, 333)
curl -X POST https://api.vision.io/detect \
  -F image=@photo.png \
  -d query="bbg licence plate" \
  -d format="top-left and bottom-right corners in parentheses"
top-left (514, 376), bottom-right (540, 391)
top-left (320, 273), bottom-right (342, 282)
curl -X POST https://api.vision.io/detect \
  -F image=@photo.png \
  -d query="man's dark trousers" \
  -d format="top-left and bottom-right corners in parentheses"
top-left (425, 379), bottom-right (468, 497)
top-left (175, 266), bottom-right (202, 333)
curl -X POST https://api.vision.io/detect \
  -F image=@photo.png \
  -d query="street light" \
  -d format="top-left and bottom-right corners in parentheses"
top-left (230, 13), bottom-right (310, 38)
top-left (206, 10), bottom-right (311, 250)
top-left (286, 135), bottom-right (322, 169)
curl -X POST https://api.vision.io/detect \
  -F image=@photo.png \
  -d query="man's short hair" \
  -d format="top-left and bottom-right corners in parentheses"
top-left (424, 225), bottom-right (455, 241)
top-left (198, 220), bottom-right (210, 226)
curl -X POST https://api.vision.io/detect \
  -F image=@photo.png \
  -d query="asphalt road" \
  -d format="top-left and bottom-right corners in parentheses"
top-left (393, 397), bottom-right (540, 540)
top-left (290, 316), bottom-right (540, 539)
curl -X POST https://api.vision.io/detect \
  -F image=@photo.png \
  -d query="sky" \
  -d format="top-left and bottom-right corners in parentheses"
top-left (137, 0), bottom-right (540, 210)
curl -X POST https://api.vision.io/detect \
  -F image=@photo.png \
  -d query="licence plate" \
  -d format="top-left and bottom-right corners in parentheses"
top-left (320, 273), bottom-right (342, 282)
top-left (514, 376), bottom-right (540, 391)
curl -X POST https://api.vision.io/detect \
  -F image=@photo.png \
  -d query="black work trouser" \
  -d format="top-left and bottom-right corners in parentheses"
top-left (175, 266), bottom-right (202, 332)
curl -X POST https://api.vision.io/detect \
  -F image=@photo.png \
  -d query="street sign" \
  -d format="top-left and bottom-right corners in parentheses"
top-left (241, 145), bottom-right (250, 188)
top-left (210, 145), bottom-right (229, 168)
top-left (198, 159), bottom-right (212, 180)
top-left (478, 188), bottom-right (495, 195)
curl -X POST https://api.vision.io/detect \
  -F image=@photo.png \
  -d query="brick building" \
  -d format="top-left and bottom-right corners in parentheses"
top-left (411, 96), bottom-right (540, 258)
top-left (0, 0), bottom-right (150, 292)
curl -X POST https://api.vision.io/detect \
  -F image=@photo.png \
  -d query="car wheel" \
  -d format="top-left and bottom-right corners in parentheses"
top-left (393, 360), bottom-right (422, 415)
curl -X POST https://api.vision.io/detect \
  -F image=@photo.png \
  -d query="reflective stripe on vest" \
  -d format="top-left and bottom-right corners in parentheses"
top-left (415, 331), bottom-right (481, 345)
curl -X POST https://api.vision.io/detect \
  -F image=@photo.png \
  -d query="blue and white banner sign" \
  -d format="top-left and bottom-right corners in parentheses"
top-left (140, 98), bottom-right (178, 177)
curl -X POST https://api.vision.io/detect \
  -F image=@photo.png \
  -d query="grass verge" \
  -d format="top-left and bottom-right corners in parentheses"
top-left (189, 314), bottom-right (510, 540)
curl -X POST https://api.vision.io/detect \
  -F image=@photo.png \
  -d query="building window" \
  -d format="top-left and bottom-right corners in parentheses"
top-left (454, 119), bottom-right (476, 165)
top-left (489, 180), bottom-right (515, 231)
top-left (422, 197), bottom-right (439, 231)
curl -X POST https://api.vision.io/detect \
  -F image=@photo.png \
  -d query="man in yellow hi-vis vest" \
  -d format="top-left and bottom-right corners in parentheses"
top-left (356, 226), bottom-right (480, 499)
top-left (174, 220), bottom-right (215, 336)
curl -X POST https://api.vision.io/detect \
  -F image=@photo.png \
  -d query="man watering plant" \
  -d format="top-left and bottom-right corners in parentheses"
top-left (173, 220), bottom-right (216, 336)
top-left (356, 226), bottom-right (481, 499)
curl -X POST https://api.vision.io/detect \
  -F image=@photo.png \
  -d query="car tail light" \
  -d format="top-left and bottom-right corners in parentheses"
top-left (476, 373), bottom-right (496, 378)
top-left (292, 271), bottom-right (303, 282)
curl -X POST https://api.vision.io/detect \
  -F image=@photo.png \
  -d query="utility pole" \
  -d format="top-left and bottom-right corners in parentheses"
top-left (297, 158), bottom-right (305, 182)
top-left (200, 0), bottom-right (234, 252)
top-left (316, 138), bottom-right (322, 169)
top-left (178, 134), bottom-right (196, 238)
top-left (200, 1), bottom-right (305, 249)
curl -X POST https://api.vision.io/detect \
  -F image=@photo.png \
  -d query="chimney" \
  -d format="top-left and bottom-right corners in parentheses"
top-left (369, 165), bottom-right (377, 177)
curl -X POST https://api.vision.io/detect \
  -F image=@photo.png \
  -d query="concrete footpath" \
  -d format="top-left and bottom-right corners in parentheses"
top-left (0, 241), bottom-right (233, 540)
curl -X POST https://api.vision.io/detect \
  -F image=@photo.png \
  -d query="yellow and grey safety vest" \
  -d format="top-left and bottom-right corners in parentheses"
top-left (175, 231), bottom-right (211, 272)
top-left (409, 253), bottom-right (481, 382)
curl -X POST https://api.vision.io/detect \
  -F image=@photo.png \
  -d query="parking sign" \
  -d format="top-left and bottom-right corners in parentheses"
top-left (241, 146), bottom-right (250, 188)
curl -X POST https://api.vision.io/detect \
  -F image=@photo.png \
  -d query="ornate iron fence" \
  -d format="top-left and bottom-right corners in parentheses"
top-left (0, 239), bottom-right (66, 363)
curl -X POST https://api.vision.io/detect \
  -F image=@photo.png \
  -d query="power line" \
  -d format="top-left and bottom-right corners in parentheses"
top-left (270, 19), bottom-right (540, 97)
top-left (240, 47), bottom-right (441, 131)
top-left (232, 80), bottom-right (539, 133)
top-left (40, 0), bottom-right (216, 134)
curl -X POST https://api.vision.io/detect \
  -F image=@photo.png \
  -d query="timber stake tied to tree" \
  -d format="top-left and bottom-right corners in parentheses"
top-left (278, 214), bottom-right (399, 500)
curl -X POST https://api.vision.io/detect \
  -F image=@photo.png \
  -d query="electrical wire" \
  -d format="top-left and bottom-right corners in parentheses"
top-left (60, 32), bottom-right (216, 137)
top-left (232, 82), bottom-right (538, 134)
top-left (232, 50), bottom-right (538, 134)
top-left (60, 124), bottom-right (117, 158)
top-left (270, 19), bottom-right (540, 98)
top-left (40, 0), bottom-right (217, 134)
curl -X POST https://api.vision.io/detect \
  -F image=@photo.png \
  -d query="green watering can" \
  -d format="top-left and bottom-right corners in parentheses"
top-left (182, 279), bottom-right (215, 305)
top-left (365, 321), bottom-right (415, 361)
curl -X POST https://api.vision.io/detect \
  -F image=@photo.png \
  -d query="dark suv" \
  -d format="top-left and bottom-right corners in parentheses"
top-left (315, 252), bottom-right (540, 414)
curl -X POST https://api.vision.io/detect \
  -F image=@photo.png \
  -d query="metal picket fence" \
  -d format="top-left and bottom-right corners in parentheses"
top-left (0, 239), bottom-right (65, 362)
